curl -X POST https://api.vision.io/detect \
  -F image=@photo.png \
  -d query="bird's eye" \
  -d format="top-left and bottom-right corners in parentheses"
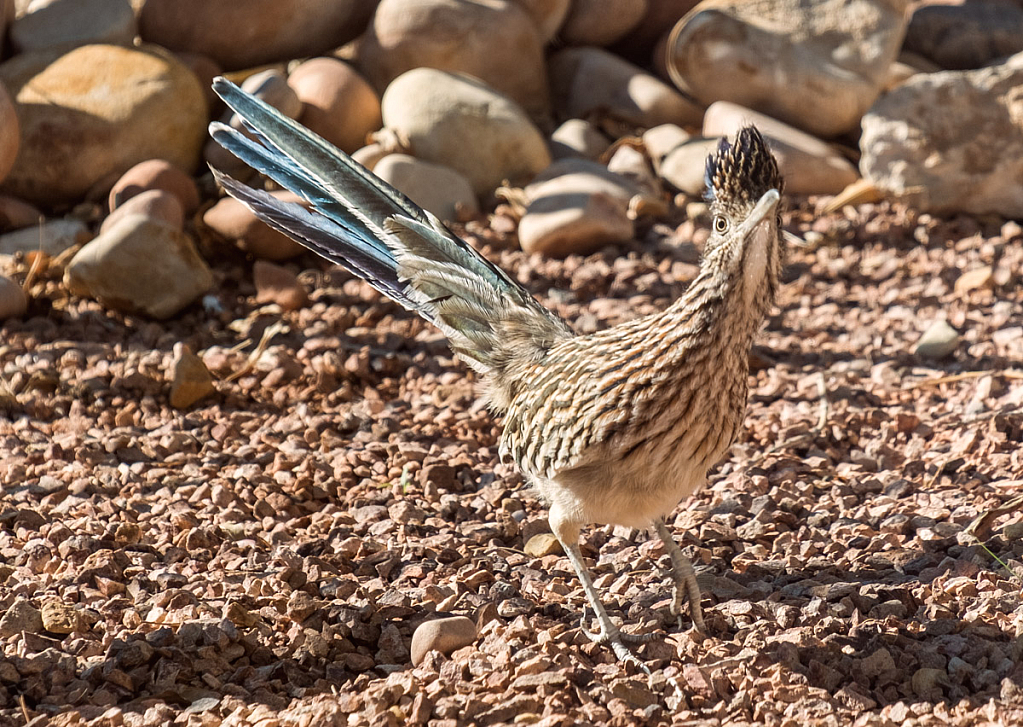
top-left (713, 215), bottom-right (729, 233)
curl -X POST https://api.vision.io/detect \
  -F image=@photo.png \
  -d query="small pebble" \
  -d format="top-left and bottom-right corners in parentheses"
top-left (914, 320), bottom-right (960, 359)
top-left (253, 260), bottom-right (309, 311)
top-left (169, 342), bottom-right (216, 409)
top-left (411, 616), bottom-right (477, 666)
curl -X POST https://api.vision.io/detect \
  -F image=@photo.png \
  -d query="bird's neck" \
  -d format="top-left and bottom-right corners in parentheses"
top-left (654, 241), bottom-right (780, 367)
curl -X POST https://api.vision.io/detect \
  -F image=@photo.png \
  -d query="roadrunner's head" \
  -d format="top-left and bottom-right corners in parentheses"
top-left (703, 125), bottom-right (784, 306)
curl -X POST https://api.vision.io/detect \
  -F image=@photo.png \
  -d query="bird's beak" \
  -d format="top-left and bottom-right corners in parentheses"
top-left (737, 189), bottom-right (780, 240)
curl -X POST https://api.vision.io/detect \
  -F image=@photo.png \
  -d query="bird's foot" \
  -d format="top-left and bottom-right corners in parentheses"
top-left (671, 582), bottom-right (706, 633)
top-left (578, 607), bottom-right (657, 673)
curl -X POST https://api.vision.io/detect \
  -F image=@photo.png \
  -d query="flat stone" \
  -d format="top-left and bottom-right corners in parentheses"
top-left (411, 616), bottom-right (477, 666)
top-left (0, 218), bottom-right (88, 256)
top-left (65, 214), bottom-right (213, 319)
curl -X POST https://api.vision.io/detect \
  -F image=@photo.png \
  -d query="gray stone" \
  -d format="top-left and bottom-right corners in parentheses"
top-left (861, 52), bottom-right (1023, 217)
top-left (906, 1), bottom-right (1023, 70)
top-left (914, 320), bottom-right (959, 360)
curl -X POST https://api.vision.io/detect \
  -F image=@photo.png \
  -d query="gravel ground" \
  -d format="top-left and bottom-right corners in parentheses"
top-left (1, 196), bottom-right (1022, 726)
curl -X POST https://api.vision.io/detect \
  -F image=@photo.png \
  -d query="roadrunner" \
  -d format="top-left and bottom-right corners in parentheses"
top-left (209, 78), bottom-right (784, 670)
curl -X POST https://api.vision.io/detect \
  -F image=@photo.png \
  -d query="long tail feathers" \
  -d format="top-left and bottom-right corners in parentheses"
top-left (208, 77), bottom-right (571, 382)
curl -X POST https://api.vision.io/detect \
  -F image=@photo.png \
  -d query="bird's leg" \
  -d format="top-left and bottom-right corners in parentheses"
top-left (653, 519), bottom-right (706, 633)
top-left (549, 511), bottom-right (655, 673)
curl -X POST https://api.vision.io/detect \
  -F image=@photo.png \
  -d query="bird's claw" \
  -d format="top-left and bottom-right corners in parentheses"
top-left (578, 606), bottom-right (656, 673)
top-left (671, 583), bottom-right (706, 633)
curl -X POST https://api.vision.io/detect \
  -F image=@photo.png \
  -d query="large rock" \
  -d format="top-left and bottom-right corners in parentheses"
top-left (0, 81), bottom-right (17, 187)
top-left (509, 0), bottom-right (570, 42)
top-left (613, 0), bottom-right (701, 62)
top-left (549, 47), bottom-right (703, 130)
top-left (139, 0), bottom-right (375, 71)
top-left (860, 52), bottom-right (1023, 217)
top-left (288, 59), bottom-right (381, 154)
top-left (65, 214), bottom-right (213, 319)
top-left (357, 0), bottom-right (549, 119)
top-left (666, 0), bottom-right (910, 138)
top-left (380, 69), bottom-right (550, 197)
top-left (560, 0), bottom-right (647, 46)
top-left (703, 102), bottom-right (858, 195)
top-left (905, 1), bottom-right (1023, 71)
top-left (9, 0), bottom-right (135, 53)
top-left (0, 45), bottom-right (207, 205)
top-left (373, 154), bottom-right (478, 222)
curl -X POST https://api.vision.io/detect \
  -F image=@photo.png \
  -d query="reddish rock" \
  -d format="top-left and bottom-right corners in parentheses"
top-left (109, 159), bottom-right (200, 214)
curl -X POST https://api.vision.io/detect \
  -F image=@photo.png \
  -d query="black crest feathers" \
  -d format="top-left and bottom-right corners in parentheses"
top-left (704, 126), bottom-right (783, 206)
